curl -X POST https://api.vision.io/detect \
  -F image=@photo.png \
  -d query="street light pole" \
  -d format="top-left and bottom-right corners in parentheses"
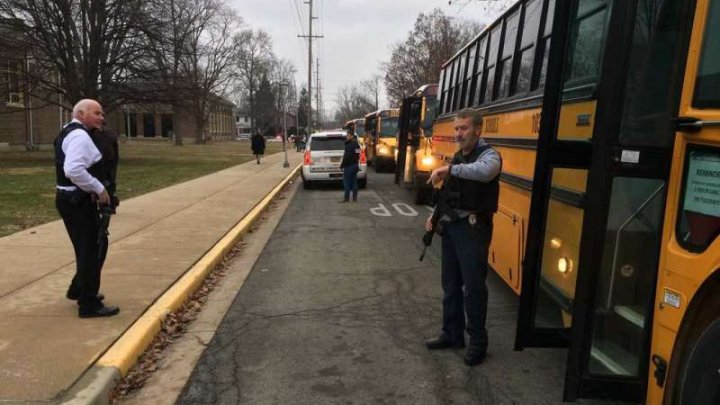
top-left (280, 83), bottom-right (290, 168)
top-left (123, 104), bottom-right (131, 144)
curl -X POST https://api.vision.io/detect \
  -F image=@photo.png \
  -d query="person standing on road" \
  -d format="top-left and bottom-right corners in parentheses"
top-left (340, 129), bottom-right (361, 203)
top-left (251, 131), bottom-right (266, 164)
top-left (424, 108), bottom-right (501, 366)
top-left (55, 99), bottom-right (120, 318)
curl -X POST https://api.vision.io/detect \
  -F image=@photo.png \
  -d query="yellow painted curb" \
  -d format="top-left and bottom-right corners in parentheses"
top-left (96, 163), bottom-right (301, 375)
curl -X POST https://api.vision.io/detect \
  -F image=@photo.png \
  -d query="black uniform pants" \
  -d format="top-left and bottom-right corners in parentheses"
top-left (440, 216), bottom-right (492, 351)
top-left (56, 190), bottom-right (108, 308)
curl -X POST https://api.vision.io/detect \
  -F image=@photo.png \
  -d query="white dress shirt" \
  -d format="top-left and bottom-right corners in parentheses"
top-left (56, 119), bottom-right (105, 195)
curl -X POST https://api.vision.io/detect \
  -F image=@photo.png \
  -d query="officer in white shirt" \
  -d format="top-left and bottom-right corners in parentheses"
top-left (55, 99), bottom-right (119, 318)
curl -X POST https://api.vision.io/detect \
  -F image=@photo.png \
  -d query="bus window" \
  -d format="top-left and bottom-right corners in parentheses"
top-left (693, 0), bottom-right (720, 108)
top-left (484, 25), bottom-right (502, 103)
top-left (516, 0), bottom-right (542, 94)
top-left (463, 44), bottom-right (477, 108)
top-left (537, 0), bottom-right (556, 89)
top-left (677, 147), bottom-right (720, 252)
top-left (618, 0), bottom-right (688, 147)
top-left (453, 54), bottom-right (467, 111)
top-left (565, 0), bottom-right (608, 83)
top-left (498, 10), bottom-right (520, 98)
top-left (578, 0), bottom-right (606, 16)
top-left (535, 168), bottom-right (587, 328)
top-left (447, 60), bottom-right (457, 113)
top-left (380, 117), bottom-right (399, 137)
top-left (588, 177), bottom-right (666, 377)
top-left (473, 37), bottom-right (487, 105)
top-left (440, 67), bottom-right (450, 114)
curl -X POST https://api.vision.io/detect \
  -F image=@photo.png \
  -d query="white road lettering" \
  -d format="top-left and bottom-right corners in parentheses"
top-left (392, 203), bottom-right (418, 217)
top-left (370, 203), bottom-right (392, 217)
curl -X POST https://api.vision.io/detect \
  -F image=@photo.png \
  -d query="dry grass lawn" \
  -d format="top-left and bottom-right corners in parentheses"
top-left (0, 139), bottom-right (284, 237)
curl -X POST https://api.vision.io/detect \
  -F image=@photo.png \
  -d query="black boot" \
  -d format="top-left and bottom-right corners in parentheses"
top-left (463, 347), bottom-right (487, 366)
top-left (425, 333), bottom-right (465, 350)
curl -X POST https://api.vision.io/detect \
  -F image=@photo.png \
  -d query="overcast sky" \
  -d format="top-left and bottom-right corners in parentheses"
top-left (230, 0), bottom-right (509, 119)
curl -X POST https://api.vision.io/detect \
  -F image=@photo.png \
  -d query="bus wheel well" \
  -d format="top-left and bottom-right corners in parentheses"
top-left (665, 270), bottom-right (720, 405)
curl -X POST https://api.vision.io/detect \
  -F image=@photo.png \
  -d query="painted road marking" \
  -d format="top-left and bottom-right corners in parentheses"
top-left (370, 203), bottom-right (393, 217)
top-left (392, 203), bottom-right (418, 217)
top-left (370, 203), bottom-right (419, 217)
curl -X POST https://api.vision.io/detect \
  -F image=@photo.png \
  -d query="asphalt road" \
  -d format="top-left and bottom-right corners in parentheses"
top-left (177, 172), bottom-right (632, 405)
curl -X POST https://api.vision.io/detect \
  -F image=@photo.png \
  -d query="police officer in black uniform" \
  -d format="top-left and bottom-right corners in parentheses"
top-left (424, 108), bottom-right (501, 366)
top-left (55, 99), bottom-right (120, 318)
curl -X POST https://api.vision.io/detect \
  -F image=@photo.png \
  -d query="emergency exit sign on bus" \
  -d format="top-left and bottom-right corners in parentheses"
top-left (684, 150), bottom-right (720, 217)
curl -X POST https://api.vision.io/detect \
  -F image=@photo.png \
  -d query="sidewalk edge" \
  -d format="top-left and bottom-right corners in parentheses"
top-left (59, 163), bottom-right (300, 405)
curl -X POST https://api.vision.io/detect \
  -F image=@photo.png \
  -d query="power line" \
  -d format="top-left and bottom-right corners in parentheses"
top-left (298, 0), bottom-right (323, 132)
top-left (290, 0), bottom-right (307, 39)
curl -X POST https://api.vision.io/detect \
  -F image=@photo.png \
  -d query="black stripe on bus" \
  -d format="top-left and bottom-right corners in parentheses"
top-left (500, 172), bottom-right (585, 208)
top-left (485, 137), bottom-right (538, 150)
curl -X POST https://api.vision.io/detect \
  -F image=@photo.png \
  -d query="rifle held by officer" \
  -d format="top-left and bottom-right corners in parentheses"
top-left (97, 194), bottom-right (119, 259)
top-left (419, 184), bottom-right (459, 262)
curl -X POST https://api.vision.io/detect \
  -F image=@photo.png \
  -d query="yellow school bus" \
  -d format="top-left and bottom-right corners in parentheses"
top-left (364, 109), bottom-right (399, 172)
top-left (395, 84), bottom-right (442, 204)
top-left (434, 0), bottom-right (720, 403)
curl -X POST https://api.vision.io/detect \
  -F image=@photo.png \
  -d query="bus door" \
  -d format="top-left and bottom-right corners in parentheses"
top-left (365, 115), bottom-right (378, 163)
top-left (395, 95), bottom-right (422, 187)
top-left (515, 0), bottom-right (695, 402)
top-left (648, 1), bottom-right (720, 404)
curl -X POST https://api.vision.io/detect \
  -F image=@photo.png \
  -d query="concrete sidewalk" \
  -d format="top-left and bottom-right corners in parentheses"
top-left (0, 152), bottom-right (301, 403)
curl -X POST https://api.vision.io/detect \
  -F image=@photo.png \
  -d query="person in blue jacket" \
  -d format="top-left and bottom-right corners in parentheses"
top-left (339, 130), bottom-right (361, 202)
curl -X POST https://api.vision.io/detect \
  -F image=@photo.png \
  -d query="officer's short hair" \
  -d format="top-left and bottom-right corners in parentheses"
top-left (456, 108), bottom-right (483, 129)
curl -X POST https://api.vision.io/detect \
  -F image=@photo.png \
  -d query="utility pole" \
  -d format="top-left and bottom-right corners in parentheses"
top-left (315, 58), bottom-right (321, 128)
top-left (280, 83), bottom-right (290, 168)
top-left (298, 0), bottom-right (322, 134)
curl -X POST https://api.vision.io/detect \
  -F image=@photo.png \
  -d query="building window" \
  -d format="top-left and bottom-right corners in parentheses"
top-left (2, 60), bottom-right (24, 107)
top-left (143, 113), bottom-right (155, 137)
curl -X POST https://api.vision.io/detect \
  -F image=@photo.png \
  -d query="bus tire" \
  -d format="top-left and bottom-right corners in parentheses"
top-left (676, 317), bottom-right (720, 405)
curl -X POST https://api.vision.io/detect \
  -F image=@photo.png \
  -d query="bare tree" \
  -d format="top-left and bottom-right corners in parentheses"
top-left (169, 1), bottom-right (240, 144)
top-left (0, 0), bottom-right (144, 109)
top-left (333, 82), bottom-right (376, 125)
top-left (268, 57), bottom-right (297, 128)
top-left (234, 28), bottom-right (273, 132)
top-left (383, 8), bottom-right (481, 105)
top-left (361, 75), bottom-right (382, 110)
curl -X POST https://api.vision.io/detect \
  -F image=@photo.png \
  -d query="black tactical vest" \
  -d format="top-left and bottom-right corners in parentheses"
top-left (445, 143), bottom-right (500, 213)
top-left (54, 123), bottom-right (103, 188)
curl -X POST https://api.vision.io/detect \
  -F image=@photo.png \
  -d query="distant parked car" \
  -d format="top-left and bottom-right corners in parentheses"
top-left (235, 132), bottom-right (251, 140)
top-left (302, 131), bottom-right (367, 189)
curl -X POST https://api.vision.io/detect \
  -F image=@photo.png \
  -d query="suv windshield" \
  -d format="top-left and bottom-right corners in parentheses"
top-left (380, 117), bottom-right (398, 137)
top-left (310, 137), bottom-right (346, 151)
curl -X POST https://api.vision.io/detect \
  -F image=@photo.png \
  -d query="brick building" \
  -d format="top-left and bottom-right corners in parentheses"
top-left (0, 23), bottom-right (235, 147)
top-left (0, 22), bottom-right (73, 148)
